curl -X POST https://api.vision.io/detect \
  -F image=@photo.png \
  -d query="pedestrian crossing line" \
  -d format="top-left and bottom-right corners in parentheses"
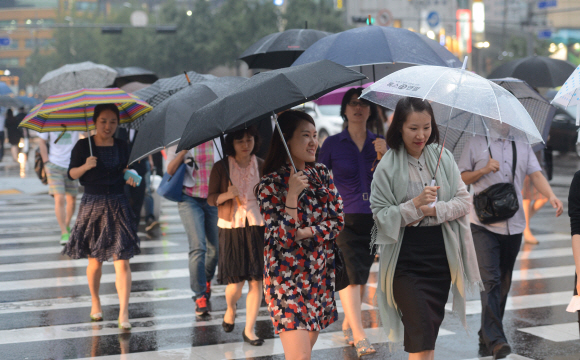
top-left (0, 212), bottom-right (180, 226)
top-left (533, 233), bottom-right (570, 242)
top-left (0, 232), bottom-right (187, 245)
top-left (0, 252), bottom-right (189, 273)
top-left (2, 245), bottom-right (570, 274)
top-left (444, 291), bottom-right (572, 315)
top-left (368, 264), bottom-right (575, 286)
top-left (2, 263), bottom-right (575, 293)
top-left (462, 356), bottom-right (533, 360)
top-left (0, 240), bottom-right (179, 257)
top-left (0, 226), bottom-right (61, 236)
top-left (518, 322), bottom-right (579, 342)
top-left (0, 300), bottom-right (377, 345)
top-left (72, 327), bottom-right (450, 360)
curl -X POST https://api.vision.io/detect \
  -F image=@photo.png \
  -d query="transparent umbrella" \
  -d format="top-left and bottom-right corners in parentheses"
top-left (551, 64), bottom-right (580, 125)
top-left (361, 58), bottom-right (543, 198)
top-left (361, 59), bottom-right (543, 146)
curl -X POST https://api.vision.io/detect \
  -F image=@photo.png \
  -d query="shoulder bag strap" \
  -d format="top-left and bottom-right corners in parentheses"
top-left (511, 141), bottom-right (517, 184)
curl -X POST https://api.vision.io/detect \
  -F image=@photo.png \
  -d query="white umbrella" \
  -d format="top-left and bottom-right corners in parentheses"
top-left (361, 58), bottom-right (543, 203)
top-left (361, 58), bottom-right (543, 146)
top-left (551, 64), bottom-right (580, 125)
top-left (37, 61), bottom-right (117, 98)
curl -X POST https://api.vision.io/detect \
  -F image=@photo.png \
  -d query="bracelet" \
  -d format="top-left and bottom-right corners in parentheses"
top-left (285, 204), bottom-right (298, 210)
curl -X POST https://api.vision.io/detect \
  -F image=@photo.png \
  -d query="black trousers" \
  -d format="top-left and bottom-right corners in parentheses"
top-left (0, 131), bottom-right (4, 161)
top-left (471, 224), bottom-right (522, 350)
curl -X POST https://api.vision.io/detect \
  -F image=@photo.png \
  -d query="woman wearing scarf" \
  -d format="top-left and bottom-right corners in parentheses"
top-left (370, 97), bottom-right (482, 359)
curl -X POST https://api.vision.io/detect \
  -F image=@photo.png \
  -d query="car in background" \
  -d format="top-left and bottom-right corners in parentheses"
top-left (546, 104), bottom-right (579, 155)
top-left (293, 102), bottom-right (344, 145)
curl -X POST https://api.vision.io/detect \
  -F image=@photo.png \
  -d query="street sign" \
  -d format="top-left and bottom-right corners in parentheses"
top-left (537, 0), bottom-right (557, 9)
top-left (377, 9), bottom-right (393, 27)
top-left (0, 38), bottom-right (10, 46)
top-left (537, 29), bottom-right (552, 39)
top-left (427, 11), bottom-right (440, 27)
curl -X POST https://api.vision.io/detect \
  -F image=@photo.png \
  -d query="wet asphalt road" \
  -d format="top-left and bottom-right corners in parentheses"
top-left (0, 152), bottom-right (579, 360)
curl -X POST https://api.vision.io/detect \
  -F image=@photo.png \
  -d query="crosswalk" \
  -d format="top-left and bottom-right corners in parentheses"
top-left (0, 193), bottom-right (577, 360)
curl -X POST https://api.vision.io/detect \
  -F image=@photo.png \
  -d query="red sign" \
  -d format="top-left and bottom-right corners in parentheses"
top-left (456, 9), bottom-right (472, 54)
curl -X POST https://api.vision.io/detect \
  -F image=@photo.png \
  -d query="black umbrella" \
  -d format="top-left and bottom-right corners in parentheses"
top-left (177, 60), bottom-right (366, 171)
top-left (292, 25), bottom-right (461, 82)
top-left (113, 67), bottom-right (159, 87)
top-left (129, 71), bottom-right (216, 128)
top-left (0, 95), bottom-right (24, 108)
top-left (487, 56), bottom-right (576, 88)
top-left (128, 76), bottom-right (247, 164)
top-left (239, 29), bottom-right (331, 70)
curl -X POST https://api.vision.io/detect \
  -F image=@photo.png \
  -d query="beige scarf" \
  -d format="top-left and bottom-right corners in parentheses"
top-left (370, 143), bottom-right (483, 343)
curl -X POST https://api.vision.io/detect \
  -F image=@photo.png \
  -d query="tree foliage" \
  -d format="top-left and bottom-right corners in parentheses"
top-left (22, 0), bottom-right (348, 87)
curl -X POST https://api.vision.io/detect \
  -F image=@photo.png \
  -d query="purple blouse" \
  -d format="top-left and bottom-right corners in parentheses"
top-left (318, 128), bottom-right (381, 214)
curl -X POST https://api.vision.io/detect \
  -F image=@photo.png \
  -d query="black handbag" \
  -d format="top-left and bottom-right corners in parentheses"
top-left (473, 141), bottom-right (519, 224)
top-left (334, 244), bottom-right (350, 292)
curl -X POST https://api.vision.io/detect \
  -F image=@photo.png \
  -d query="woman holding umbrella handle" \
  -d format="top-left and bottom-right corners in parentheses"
top-left (257, 110), bottom-right (345, 360)
top-left (64, 103), bottom-right (140, 331)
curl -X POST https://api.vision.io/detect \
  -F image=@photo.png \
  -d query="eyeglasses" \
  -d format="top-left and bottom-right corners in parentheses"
top-left (347, 100), bottom-right (370, 108)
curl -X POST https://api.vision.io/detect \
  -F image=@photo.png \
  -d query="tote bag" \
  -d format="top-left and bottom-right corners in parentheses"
top-left (157, 163), bottom-right (186, 202)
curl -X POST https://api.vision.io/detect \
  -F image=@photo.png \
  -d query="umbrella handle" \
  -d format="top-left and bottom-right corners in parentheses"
top-left (235, 196), bottom-right (242, 207)
top-left (428, 179), bottom-right (438, 208)
top-left (273, 114), bottom-right (297, 173)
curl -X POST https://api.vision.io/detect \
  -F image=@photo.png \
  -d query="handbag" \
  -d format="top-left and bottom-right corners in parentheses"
top-left (334, 244), bottom-right (350, 292)
top-left (473, 141), bottom-right (519, 224)
top-left (34, 148), bottom-right (48, 185)
top-left (156, 163), bottom-right (186, 202)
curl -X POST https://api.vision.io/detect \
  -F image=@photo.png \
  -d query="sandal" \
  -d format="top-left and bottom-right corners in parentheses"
top-left (355, 338), bottom-right (376, 357)
top-left (343, 328), bottom-right (354, 346)
top-left (90, 312), bottom-right (103, 322)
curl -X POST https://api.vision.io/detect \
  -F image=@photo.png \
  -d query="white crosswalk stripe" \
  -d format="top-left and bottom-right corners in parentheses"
top-left (0, 192), bottom-right (574, 359)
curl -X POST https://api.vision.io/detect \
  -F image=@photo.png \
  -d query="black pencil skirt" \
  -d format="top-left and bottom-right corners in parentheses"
top-left (393, 225), bottom-right (451, 353)
top-left (335, 213), bottom-right (376, 285)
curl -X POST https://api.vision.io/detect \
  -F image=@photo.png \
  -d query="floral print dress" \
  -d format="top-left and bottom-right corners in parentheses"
top-left (257, 163), bottom-right (345, 334)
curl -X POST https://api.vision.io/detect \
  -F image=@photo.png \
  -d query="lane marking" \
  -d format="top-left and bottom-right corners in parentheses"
top-left (445, 291), bottom-right (572, 315)
top-left (518, 322), bottom-right (579, 342)
top-left (0, 240), bottom-right (179, 257)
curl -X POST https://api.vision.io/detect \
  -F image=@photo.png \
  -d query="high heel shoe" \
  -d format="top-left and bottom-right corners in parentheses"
top-left (90, 312), bottom-right (103, 322)
top-left (118, 319), bottom-right (131, 331)
top-left (354, 338), bottom-right (376, 357)
top-left (343, 329), bottom-right (354, 346)
top-left (242, 329), bottom-right (264, 346)
top-left (222, 320), bottom-right (235, 333)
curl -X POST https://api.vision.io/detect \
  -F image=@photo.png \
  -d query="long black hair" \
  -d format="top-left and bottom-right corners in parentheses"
top-left (261, 110), bottom-right (316, 177)
top-left (340, 87), bottom-right (383, 135)
top-left (386, 97), bottom-right (439, 151)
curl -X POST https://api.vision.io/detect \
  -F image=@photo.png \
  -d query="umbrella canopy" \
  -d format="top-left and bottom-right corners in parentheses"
top-left (37, 61), bottom-right (117, 98)
top-left (129, 76), bottom-right (247, 164)
top-left (120, 81), bottom-right (150, 94)
top-left (131, 71), bottom-right (216, 129)
top-left (177, 60), bottom-right (365, 153)
top-left (437, 78), bottom-right (555, 160)
top-left (292, 26), bottom-right (461, 82)
top-left (0, 81), bottom-right (13, 95)
top-left (113, 67), bottom-right (158, 87)
top-left (361, 64), bottom-right (544, 149)
top-left (487, 56), bottom-right (576, 88)
top-left (16, 96), bottom-right (41, 107)
top-left (0, 95), bottom-right (23, 108)
top-left (19, 88), bottom-right (152, 133)
top-left (239, 29), bottom-right (331, 70)
top-left (551, 64), bottom-right (580, 124)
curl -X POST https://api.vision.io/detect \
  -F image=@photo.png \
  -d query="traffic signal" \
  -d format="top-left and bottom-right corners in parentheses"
top-left (352, 15), bottom-right (375, 25)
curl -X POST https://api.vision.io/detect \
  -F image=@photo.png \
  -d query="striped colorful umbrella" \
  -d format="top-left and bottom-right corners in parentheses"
top-left (19, 88), bottom-right (152, 132)
top-left (19, 88), bottom-right (152, 156)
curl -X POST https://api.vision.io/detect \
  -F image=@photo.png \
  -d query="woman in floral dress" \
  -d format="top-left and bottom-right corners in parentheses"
top-left (257, 110), bottom-right (345, 359)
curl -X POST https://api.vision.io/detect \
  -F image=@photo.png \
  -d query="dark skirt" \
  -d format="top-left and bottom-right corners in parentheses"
top-left (217, 225), bottom-right (265, 285)
top-left (393, 225), bottom-right (451, 353)
top-left (335, 213), bottom-right (376, 285)
top-left (62, 193), bottom-right (140, 262)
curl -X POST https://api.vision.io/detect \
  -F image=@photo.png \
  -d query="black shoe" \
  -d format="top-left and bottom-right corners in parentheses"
top-left (242, 329), bottom-right (264, 346)
top-left (222, 320), bottom-right (235, 333)
top-left (145, 218), bottom-right (159, 232)
top-left (194, 295), bottom-right (209, 316)
top-left (492, 343), bottom-right (511, 360)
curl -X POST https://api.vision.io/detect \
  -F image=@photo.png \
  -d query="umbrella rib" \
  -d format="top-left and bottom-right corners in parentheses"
top-left (487, 81), bottom-right (502, 123)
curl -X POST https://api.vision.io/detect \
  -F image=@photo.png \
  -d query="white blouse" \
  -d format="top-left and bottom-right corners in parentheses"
top-left (399, 152), bottom-right (471, 227)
